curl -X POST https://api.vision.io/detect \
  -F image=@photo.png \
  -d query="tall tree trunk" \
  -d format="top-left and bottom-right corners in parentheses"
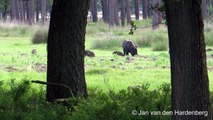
top-left (47, 0), bottom-right (89, 102)
top-left (19, 0), bottom-right (24, 22)
top-left (207, 0), bottom-right (211, 7)
top-left (11, 0), bottom-right (16, 21)
top-left (134, 0), bottom-right (139, 20)
top-left (108, 0), bottom-right (115, 26)
top-left (202, 0), bottom-right (208, 19)
top-left (152, 0), bottom-right (161, 29)
top-left (27, 0), bottom-right (34, 25)
top-left (147, 0), bottom-right (152, 18)
top-left (125, 0), bottom-right (131, 25)
top-left (90, 0), bottom-right (98, 22)
top-left (14, 0), bottom-right (20, 21)
top-left (41, 0), bottom-right (46, 24)
top-left (101, 0), bottom-right (109, 23)
top-left (114, 0), bottom-right (119, 26)
top-left (163, 0), bottom-right (211, 120)
top-left (142, 0), bottom-right (148, 19)
top-left (2, 0), bottom-right (8, 21)
top-left (121, 0), bottom-right (126, 26)
top-left (36, 0), bottom-right (40, 22)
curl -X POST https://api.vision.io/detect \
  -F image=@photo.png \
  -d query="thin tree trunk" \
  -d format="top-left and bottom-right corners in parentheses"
top-left (2, 0), bottom-right (8, 21)
top-left (27, 0), bottom-right (34, 25)
top-left (108, 0), bottom-right (114, 26)
top-left (114, 0), bottom-right (119, 26)
top-left (125, 0), bottom-right (131, 25)
top-left (14, 0), bottom-right (20, 21)
top-left (121, 0), bottom-right (126, 26)
top-left (19, 0), bottom-right (24, 22)
top-left (47, 0), bottom-right (89, 102)
top-left (142, 0), bottom-right (148, 19)
top-left (36, 0), bottom-right (40, 22)
top-left (147, 0), bottom-right (152, 18)
top-left (202, 0), bottom-right (208, 19)
top-left (134, 0), bottom-right (139, 20)
top-left (90, 0), bottom-right (98, 22)
top-left (164, 0), bottom-right (211, 119)
top-left (41, 0), bottom-right (46, 24)
top-left (101, 0), bottom-right (109, 23)
top-left (152, 0), bottom-right (161, 29)
top-left (11, 0), bottom-right (16, 21)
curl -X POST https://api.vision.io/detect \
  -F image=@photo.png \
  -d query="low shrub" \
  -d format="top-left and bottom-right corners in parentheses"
top-left (136, 32), bottom-right (168, 51)
top-left (205, 32), bottom-right (213, 46)
top-left (71, 83), bottom-right (172, 120)
top-left (32, 28), bottom-right (48, 44)
top-left (92, 35), bottom-right (123, 50)
top-left (0, 22), bottom-right (32, 37)
top-left (135, 33), bottom-right (154, 47)
top-left (2, 80), bottom-right (213, 120)
top-left (87, 22), bottom-right (110, 35)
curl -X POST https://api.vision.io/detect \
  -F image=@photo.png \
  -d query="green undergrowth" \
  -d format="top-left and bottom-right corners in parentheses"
top-left (0, 80), bottom-right (172, 120)
top-left (1, 80), bottom-right (213, 120)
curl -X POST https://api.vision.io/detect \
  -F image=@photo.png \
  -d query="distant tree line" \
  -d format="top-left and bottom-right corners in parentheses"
top-left (0, 0), bottom-right (212, 27)
top-left (0, 0), bottom-right (53, 24)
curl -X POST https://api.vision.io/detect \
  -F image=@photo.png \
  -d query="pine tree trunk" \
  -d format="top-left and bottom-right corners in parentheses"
top-left (19, 0), bottom-right (24, 22)
top-left (11, 0), bottom-right (16, 21)
top-left (41, 0), bottom-right (46, 24)
top-left (36, 0), bottom-right (40, 22)
top-left (114, 0), bottom-right (119, 26)
top-left (142, 0), bottom-right (148, 19)
top-left (125, 0), bottom-right (131, 25)
top-left (46, 0), bottom-right (89, 102)
top-left (147, 0), bottom-right (152, 18)
top-left (152, 0), bottom-right (159, 29)
top-left (27, 0), bottom-right (34, 25)
top-left (134, 0), bottom-right (139, 20)
top-left (121, 0), bottom-right (126, 26)
top-left (90, 0), bottom-right (98, 22)
top-left (101, 0), bottom-right (109, 23)
top-left (14, 0), bottom-right (20, 21)
top-left (164, 0), bottom-right (211, 119)
top-left (2, 0), bottom-right (8, 21)
top-left (108, 0), bottom-right (115, 26)
top-left (202, 0), bottom-right (208, 19)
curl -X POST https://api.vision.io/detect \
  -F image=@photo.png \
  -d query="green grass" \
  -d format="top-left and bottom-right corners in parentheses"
top-left (0, 21), bottom-right (213, 120)
top-left (0, 21), bottom-right (213, 92)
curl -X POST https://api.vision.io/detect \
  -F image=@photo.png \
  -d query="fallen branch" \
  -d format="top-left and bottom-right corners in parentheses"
top-left (31, 80), bottom-right (74, 97)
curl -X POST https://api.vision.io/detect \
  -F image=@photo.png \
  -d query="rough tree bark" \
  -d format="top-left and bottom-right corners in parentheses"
top-left (46, 0), bottom-right (89, 102)
top-left (163, 0), bottom-right (212, 120)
